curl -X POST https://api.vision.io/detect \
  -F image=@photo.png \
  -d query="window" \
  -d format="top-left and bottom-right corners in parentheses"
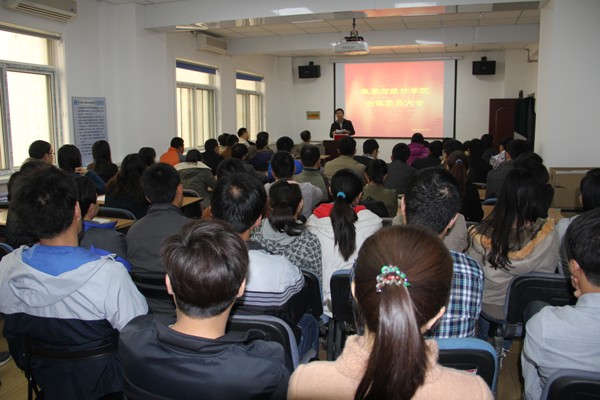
top-left (175, 61), bottom-right (217, 148)
top-left (0, 27), bottom-right (61, 170)
top-left (236, 72), bottom-right (264, 140)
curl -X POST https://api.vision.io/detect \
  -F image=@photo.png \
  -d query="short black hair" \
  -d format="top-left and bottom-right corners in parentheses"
top-left (366, 159), bottom-right (388, 185)
top-left (256, 131), bottom-right (269, 142)
top-left (28, 140), bottom-right (52, 159)
top-left (237, 127), bottom-right (248, 137)
top-left (506, 139), bottom-right (529, 159)
top-left (276, 136), bottom-right (294, 152)
top-left (75, 175), bottom-right (98, 217)
top-left (443, 139), bottom-right (464, 156)
top-left (580, 168), bottom-right (600, 211)
top-left (204, 138), bottom-right (219, 153)
top-left (565, 208), bottom-right (600, 286)
top-left (226, 135), bottom-right (239, 147)
top-left (186, 149), bottom-right (202, 163)
top-left (218, 133), bottom-right (230, 147)
top-left (271, 151), bottom-right (295, 179)
top-left (57, 144), bottom-right (82, 173)
top-left (140, 163), bottom-right (181, 204)
top-left (13, 167), bottom-right (78, 239)
top-left (215, 158), bottom-right (246, 178)
top-left (138, 147), bottom-right (156, 166)
top-left (429, 141), bottom-right (443, 158)
top-left (231, 143), bottom-right (248, 160)
top-left (256, 138), bottom-right (268, 150)
top-left (404, 168), bottom-right (461, 234)
top-left (300, 144), bottom-right (320, 167)
top-left (170, 137), bottom-right (184, 148)
top-left (300, 130), bottom-right (311, 142)
top-left (211, 173), bottom-right (266, 233)
top-left (335, 108), bottom-right (344, 114)
top-left (391, 143), bottom-right (410, 163)
top-left (338, 137), bottom-right (356, 156)
top-left (161, 219), bottom-right (249, 318)
top-left (362, 139), bottom-right (379, 155)
top-left (411, 133), bottom-right (424, 144)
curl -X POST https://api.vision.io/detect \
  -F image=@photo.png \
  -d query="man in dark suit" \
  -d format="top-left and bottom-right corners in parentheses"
top-left (329, 108), bottom-right (355, 137)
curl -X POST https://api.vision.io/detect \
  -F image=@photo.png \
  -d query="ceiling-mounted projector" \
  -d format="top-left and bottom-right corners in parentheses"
top-left (333, 18), bottom-right (369, 55)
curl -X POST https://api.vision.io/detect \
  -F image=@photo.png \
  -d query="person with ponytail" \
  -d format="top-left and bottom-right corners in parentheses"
top-left (288, 226), bottom-right (493, 400)
top-left (306, 169), bottom-right (382, 315)
top-left (251, 180), bottom-right (322, 283)
top-left (445, 150), bottom-right (483, 222)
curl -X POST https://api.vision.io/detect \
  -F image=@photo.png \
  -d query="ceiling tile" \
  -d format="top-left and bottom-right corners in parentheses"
top-left (473, 44), bottom-right (503, 51)
top-left (403, 21), bottom-right (442, 29)
top-left (480, 10), bottom-right (521, 20)
top-left (478, 18), bottom-right (519, 26)
top-left (299, 27), bottom-right (339, 33)
top-left (442, 20), bottom-right (479, 27)
top-left (516, 16), bottom-right (539, 24)
top-left (521, 9), bottom-right (541, 17)
top-left (446, 44), bottom-right (473, 52)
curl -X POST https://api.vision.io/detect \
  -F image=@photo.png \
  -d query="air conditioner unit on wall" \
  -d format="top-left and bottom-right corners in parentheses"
top-left (196, 33), bottom-right (228, 55)
top-left (3, 0), bottom-right (77, 22)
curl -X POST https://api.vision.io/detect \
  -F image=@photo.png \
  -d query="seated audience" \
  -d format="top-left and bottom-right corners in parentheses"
top-left (251, 180), bottom-right (322, 284)
top-left (127, 163), bottom-right (191, 317)
top-left (468, 169), bottom-right (559, 330)
top-left (248, 137), bottom-right (272, 171)
top-left (58, 144), bottom-right (105, 194)
top-left (237, 127), bottom-right (253, 146)
top-left (288, 225), bottom-right (492, 400)
top-left (362, 159), bottom-right (398, 218)
top-left (24, 140), bottom-right (54, 165)
top-left (266, 151), bottom-right (322, 220)
top-left (521, 208), bottom-right (600, 400)
top-left (217, 132), bottom-right (230, 153)
top-left (489, 137), bottom-right (511, 169)
top-left (88, 140), bottom-right (118, 183)
top-left (0, 167), bottom-right (147, 399)
top-left (292, 130), bottom-right (312, 158)
top-left (407, 132), bottom-right (429, 166)
top-left (159, 137), bottom-right (185, 166)
top-left (175, 149), bottom-right (216, 208)
top-left (201, 138), bottom-right (224, 175)
top-left (442, 139), bottom-right (464, 164)
top-left (119, 219), bottom-right (290, 399)
top-left (307, 169), bottom-right (382, 314)
top-left (323, 137), bottom-right (366, 184)
top-left (105, 154), bottom-right (149, 219)
top-left (211, 173), bottom-right (318, 359)
top-left (513, 152), bottom-right (554, 216)
top-left (138, 146), bottom-right (156, 166)
top-left (220, 134), bottom-right (239, 159)
top-left (267, 136), bottom-right (303, 181)
top-left (231, 143), bottom-right (268, 183)
top-left (446, 151), bottom-right (483, 222)
top-left (466, 139), bottom-right (492, 183)
top-left (354, 138), bottom-right (379, 168)
top-left (412, 140), bottom-right (443, 170)
top-left (485, 139), bottom-right (529, 199)
top-left (248, 131), bottom-right (273, 160)
top-left (295, 144), bottom-right (329, 201)
top-left (403, 169), bottom-right (483, 338)
top-left (480, 133), bottom-right (497, 163)
top-left (384, 143), bottom-right (416, 195)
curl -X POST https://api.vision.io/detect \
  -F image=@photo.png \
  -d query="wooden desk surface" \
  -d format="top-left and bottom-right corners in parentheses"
top-left (97, 195), bottom-right (202, 207)
top-left (481, 205), bottom-right (564, 221)
top-left (0, 209), bottom-right (134, 231)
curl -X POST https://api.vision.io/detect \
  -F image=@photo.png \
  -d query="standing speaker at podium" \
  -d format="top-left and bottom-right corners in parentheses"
top-left (329, 108), bottom-right (355, 138)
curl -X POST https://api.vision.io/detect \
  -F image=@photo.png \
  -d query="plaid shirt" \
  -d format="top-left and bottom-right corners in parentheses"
top-left (428, 251), bottom-right (483, 338)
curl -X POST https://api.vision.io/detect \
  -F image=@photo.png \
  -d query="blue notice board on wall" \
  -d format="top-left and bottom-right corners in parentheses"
top-left (72, 97), bottom-right (108, 166)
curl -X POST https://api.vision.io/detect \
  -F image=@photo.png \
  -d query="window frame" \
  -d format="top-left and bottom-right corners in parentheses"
top-left (236, 72), bottom-right (264, 140)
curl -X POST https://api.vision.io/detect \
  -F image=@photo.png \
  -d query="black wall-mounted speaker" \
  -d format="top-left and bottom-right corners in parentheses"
top-left (298, 64), bottom-right (321, 79)
top-left (472, 58), bottom-right (496, 75)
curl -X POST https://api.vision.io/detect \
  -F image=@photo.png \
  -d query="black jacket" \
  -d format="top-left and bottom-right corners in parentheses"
top-left (329, 119), bottom-right (355, 137)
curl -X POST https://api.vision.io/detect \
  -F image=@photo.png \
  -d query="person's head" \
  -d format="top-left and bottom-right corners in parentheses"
top-left (57, 144), bottom-right (82, 173)
top-left (391, 143), bottom-right (410, 163)
top-left (217, 133), bottom-right (230, 147)
top-left (442, 139), bottom-right (464, 160)
top-left (108, 153), bottom-right (148, 201)
top-left (428, 140), bottom-right (443, 159)
top-left (365, 159), bottom-right (388, 185)
top-left (276, 136), bottom-right (294, 153)
top-left (170, 137), bottom-right (185, 153)
top-left (255, 137), bottom-right (268, 151)
top-left (268, 180), bottom-right (304, 236)
top-left (484, 168), bottom-right (545, 269)
top-left (353, 225), bottom-right (453, 399)
top-left (580, 168), bottom-right (600, 211)
top-left (271, 151), bottom-right (295, 179)
top-left (499, 137), bottom-right (512, 152)
top-left (226, 134), bottom-right (239, 148)
top-left (505, 139), bottom-right (529, 160)
top-left (480, 134), bottom-right (493, 149)
top-left (300, 144), bottom-right (320, 168)
top-left (75, 175), bottom-right (99, 219)
top-left (411, 132), bottom-right (424, 144)
top-left (138, 147), bottom-right (156, 166)
top-left (28, 140), bottom-right (53, 164)
top-left (565, 208), bottom-right (600, 289)
top-left (8, 160), bottom-right (51, 201)
top-left (211, 173), bottom-right (266, 234)
top-left (141, 163), bottom-right (182, 205)
top-left (204, 138), bottom-right (219, 153)
top-left (256, 131), bottom-right (269, 143)
top-left (185, 149), bottom-right (202, 163)
top-left (300, 130), bottom-right (311, 143)
top-left (237, 127), bottom-right (249, 140)
top-left (335, 108), bottom-right (345, 121)
top-left (330, 169), bottom-right (363, 261)
top-left (403, 168), bottom-right (461, 236)
top-left (467, 139), bottom-right (484, 158)
top-left (162, 219), bottom-right (249, 319)
top-left (338, 136), bottom-right (356, 157)
top-left (445, 150), bottom-right (470, 195)
top-left (215, 158), bottom-right (246, 179)
top-left (363, 139), bottom-right (379, 157)
top-left (231, 143), bottom-right (249, 160)
top-left (514, 152), bottom-right (549, 187)
top-left (13, 166), bottom-right (79, 240)
top-left (91, 140), bottom-right (112, 163)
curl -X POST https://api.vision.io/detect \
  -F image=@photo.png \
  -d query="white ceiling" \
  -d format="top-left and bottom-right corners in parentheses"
top-left (99, 0), bottom-right (541, 57)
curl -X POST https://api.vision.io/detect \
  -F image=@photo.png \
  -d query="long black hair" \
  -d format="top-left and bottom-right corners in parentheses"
top-left (330, 169), bottom-right (363, 261)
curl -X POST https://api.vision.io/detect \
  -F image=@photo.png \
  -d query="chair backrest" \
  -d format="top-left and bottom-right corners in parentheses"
top-left (436, 337), bottom-right (498, 392)
top-left (226, 314), bottom-right (298, 372)
top-left (0, 242), bottom-right (14, 259)
top-left (97, 206), bottom-right (137, 221)
top-left (130, 274), bottom-right (172, 301)
top-left (381, 217), bottom-right (394, 227)
top-left (302, 270), bottom-right (323, 319)
top-left (330, 269), bottom-right (355, 328)
top-left (542, 369), bottom-right (600, 400)
top-left (123, 374), bottom-right (172, 400)
top-left (182, 189), bottom-right (200, 198)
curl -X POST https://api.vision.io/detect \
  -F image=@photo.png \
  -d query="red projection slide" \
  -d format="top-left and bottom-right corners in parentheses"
top-left (344, 61), bottom-right (444, 138)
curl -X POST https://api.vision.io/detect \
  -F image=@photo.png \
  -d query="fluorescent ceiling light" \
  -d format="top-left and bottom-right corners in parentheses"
top-left (272, 7), bottom-right (314, 16)
top-left (416, 40), bottom-right (443, 45)
top-left (291, 19), bottom-right (324, 24)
